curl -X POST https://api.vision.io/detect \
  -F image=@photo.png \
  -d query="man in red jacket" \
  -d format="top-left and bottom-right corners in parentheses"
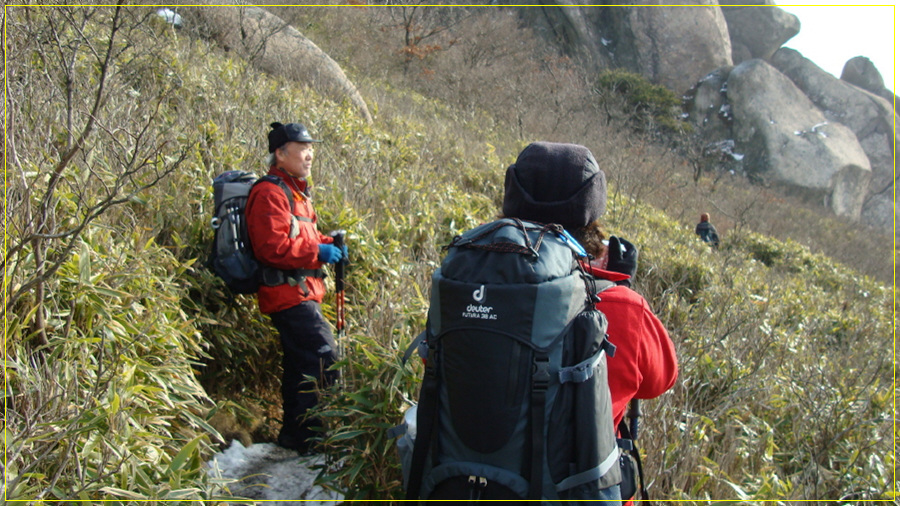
top-left (245, 122), bottom-right (346, 453)
top-left (502, 141), bottom-right (678, 499)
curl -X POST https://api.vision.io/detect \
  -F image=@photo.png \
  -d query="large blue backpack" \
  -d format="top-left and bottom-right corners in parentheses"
top-left (404, 218), bottom-right (622, 502)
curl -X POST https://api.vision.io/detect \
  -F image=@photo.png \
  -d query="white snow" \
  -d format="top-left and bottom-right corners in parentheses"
top-left (207, 441), bottom-right (344, 505)
top-left (156, 8), bottom-right (183, 28)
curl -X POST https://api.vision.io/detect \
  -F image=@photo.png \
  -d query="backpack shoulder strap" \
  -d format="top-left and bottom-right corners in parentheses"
top-left (254, 175), bottom-right (295, 210)
top-left (595, 278), bottom-right (615, 294)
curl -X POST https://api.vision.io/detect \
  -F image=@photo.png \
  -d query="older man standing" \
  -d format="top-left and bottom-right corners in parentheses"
top-left (245, 122), bottom-right (346, 453)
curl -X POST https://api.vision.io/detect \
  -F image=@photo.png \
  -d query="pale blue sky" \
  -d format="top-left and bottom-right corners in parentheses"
top-left (777, 2), bottom-right (896, 93)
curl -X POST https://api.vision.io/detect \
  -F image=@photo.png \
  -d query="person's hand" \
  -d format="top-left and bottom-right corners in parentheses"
top-left (606, 236), bottom-right (638, 286)
top-left (318, 243), bottom-right (344, 264)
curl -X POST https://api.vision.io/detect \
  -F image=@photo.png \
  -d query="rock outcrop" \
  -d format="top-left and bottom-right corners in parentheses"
top-left (841, 56), bottom-right (897, 110)
top-left (514, 2), bottom-right (894, 231)
top-left (515, 1), bottom-right (733, 94)
top-left (182, 6), bottom-right (373, 124)
top-left (719, 0), bottom-right (800, 64)
top-left (615, 1), bottom-right (734, 93)
top-left (770, 49), bottom-right (897, 198)
top-left (687, 60), bottom-right (873, 219)
top-left (517, 4), bottom-right (614, 70)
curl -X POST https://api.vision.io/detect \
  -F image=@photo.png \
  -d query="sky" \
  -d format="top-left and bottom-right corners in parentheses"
top-left (776, 1), bottom-right (896, 93)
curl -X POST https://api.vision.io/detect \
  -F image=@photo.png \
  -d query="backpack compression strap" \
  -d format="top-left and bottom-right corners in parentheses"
top-left (406, 337), bottom-right (440, 500)
top-left (447, 218), bottom-right (561, 258)
top-left (529, 352), bottom-right (551, 500)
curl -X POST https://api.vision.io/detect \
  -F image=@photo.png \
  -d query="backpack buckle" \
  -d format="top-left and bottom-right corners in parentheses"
top-left (532, 357), bottom-right (550, 390)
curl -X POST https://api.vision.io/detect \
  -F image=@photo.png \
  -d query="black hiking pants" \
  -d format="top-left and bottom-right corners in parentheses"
top-left (269, 301), bottom-right (339, 447)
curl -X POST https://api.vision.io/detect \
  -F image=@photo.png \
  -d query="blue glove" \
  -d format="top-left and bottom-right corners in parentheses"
top-left (318, 243), bottom-right (344, 264)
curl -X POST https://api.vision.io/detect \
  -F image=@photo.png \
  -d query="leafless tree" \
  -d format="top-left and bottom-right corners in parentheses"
top-left (4, 4), bottom-right (189, 348)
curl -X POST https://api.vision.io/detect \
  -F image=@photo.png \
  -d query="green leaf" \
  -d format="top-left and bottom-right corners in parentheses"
top-left (109, 393), bottom-right (120, 415)
top-left (328, 429), bottom-right (368, 442)
top-left (169, 435), bottom-right (203, 472)
top-left (79, 240), bottom-right (92, 284)
top-left (99, 487), bottom-right (148, 500)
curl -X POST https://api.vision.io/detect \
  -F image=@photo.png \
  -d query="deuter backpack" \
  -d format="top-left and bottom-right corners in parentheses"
top-left (207, 170), bottom-right (293, 294)
top-left (401, 218), bottom-right (622, 502)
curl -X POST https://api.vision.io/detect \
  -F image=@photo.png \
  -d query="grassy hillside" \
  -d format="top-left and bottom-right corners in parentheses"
top-left (4, 5), bottom-right (895, 503)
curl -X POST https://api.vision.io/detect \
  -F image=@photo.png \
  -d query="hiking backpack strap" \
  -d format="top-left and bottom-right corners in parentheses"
top-left (406, 337), bottom-right (440, 500)
top-left (617, 418), bottom-right (649, 502)
top-left (254, 174), bottom-right (294, 208)
top-left (402, 331), bottom-right (428, 365)
top-left (529, 352), bottom-right (551, 500)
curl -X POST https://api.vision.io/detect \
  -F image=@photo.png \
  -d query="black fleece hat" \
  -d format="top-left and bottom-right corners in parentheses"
top-left (502, 142), bottom-right (607, 230)
top-left (268, 122), bottom-right (321, 152)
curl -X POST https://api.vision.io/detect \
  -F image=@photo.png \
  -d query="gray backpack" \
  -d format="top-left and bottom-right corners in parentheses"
top-left (404, 218), bottom-right (621, 502)
top-left (208, 171), bottom-right (315, 294)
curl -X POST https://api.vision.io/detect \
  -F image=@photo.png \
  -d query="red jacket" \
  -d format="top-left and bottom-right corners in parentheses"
top-left (245, 168), bottom-right (333, 314)
top-left (587, 265), bottom-right (678, 428)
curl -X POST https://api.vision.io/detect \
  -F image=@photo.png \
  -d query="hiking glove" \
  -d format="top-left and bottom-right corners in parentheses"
top-left (318, 244), bottom-right (344, 264)
top-left (607, 236), bottom-right (638, 286)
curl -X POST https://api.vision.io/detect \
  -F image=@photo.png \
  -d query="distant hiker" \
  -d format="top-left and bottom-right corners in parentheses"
top-left (503, 142), bottom-right (679, 500)
top-left (245, 122), bottom-right (347, 453)
top-left (695, 212), bottom-right (720, 248)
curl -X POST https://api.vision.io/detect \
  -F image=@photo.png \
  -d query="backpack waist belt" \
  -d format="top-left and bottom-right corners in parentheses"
top-left (260, 267), bottom-right (326, 294)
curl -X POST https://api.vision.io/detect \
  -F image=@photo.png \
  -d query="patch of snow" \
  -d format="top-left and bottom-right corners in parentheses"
top-left (794, 122), bottom-right (830, 138)
top-left (156, 8), bottom-right (183, 28)
top-left (704, 139), bottom-right (745, 161)
top-left (207, 441), bottom-right (343, 505)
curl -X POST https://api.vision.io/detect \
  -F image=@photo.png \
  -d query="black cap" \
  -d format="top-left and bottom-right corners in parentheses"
top-left (502, 142), bottom-right (607, 230)
top-left (268, 122), bottom-right (321, 152)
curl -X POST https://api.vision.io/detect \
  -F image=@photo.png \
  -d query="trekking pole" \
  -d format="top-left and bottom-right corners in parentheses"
top-left (627, 399), bottom-right (641, 439)
top-left (330, 230), bottom-right (347, 364)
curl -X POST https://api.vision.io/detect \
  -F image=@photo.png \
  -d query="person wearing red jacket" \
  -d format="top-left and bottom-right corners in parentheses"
top-left (502, 141), bottom-right (678, 502)
top-left (584, 240), bottom-right (677, 429)
top-left (245, 122), bottom-right (346, 453)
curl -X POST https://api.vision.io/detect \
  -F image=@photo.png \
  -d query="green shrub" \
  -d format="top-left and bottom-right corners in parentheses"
top-left (5, 230), bottom-right (227, 501)
top-left (596, 69), bottom-right (691, 135)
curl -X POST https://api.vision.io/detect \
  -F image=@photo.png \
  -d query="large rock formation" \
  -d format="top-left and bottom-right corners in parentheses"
top-left (770, 48), bottom-right (898, 227)
top-left (687, 60), bottom-right (873, 219)
top-left (719, 0), bottom-right (800, 64)
top-left (514, 2), bottom-right (733, 94)
top-left (611, 1), bottom-right (734, 93)
top-left (514, 2), bottom-right (894, 232)
top-left (181, 6), bottom-right (373, 124)
top-left (517, 4), bottom-right (614, 69)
